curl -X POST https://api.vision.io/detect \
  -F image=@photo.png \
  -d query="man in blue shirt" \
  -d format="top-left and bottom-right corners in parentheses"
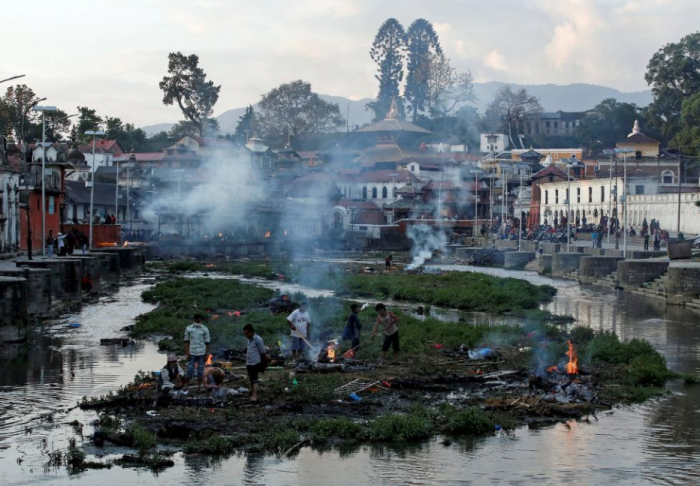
top-left (184, 313), bottom-right (211, 390)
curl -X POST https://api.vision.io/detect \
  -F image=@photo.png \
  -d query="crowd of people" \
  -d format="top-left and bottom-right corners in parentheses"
top-left (159, 301), bottom-right (402, 403)
top-left (45, 228), bottom-right (89, 257)
top-left (120, 228), bottom-right (153, 243)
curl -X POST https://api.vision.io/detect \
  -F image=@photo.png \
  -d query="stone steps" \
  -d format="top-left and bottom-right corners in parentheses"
top-left (562, 269), bottom-right (581, 281)
top-left (634, 273), bottom-right (668, 300)
top-left (687, 298), bottom-right (700, 310)
top-left (591, 270), bottom-right (619, 289)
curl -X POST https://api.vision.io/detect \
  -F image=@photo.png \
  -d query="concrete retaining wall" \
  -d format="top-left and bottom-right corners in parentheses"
top-left (0, 267), bottom-right (51, 315)
top-left (494, 240), bottom-right (518, 250)
top-left (551, 253), bottom-right (586, 277)
top-left (627, 251), bottom-right (666, 260)
top-left (666, 265), bottom-right (700, 305)
top-left (520, 241), bottom-right (539, 253)
top-left (617, 260), bottom-right (669, 291)
top-left (579, 257), bottom-right (624, 285)
top-left (539, 255), bottom-right (553, 274)
top-left (541, 243), bottom-right (560, 254)
top-left (504, 251), bottom-right (536, 269)
top-left (454, 248), bottom-right (506, 265)
top-left (0, 276), bottom-right (28, 342)
top-left (18, 258), bottom-right (83, 302)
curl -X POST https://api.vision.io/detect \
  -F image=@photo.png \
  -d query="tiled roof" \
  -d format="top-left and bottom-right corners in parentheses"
top-left (620, 133), bottom-right (659, 145)
top-left (384, 199), bottom-right (433, 211)
top-left (64, 180), bottom-right (134, 207)
top-left (336, 199), bottom-right (380, 210)
top-left (354, 169), bottom-right (420, 184)
top-left (355, 143), bottom-right (411, 166)
top-left (357, 118), bottom-right (431, 134)
top-left (113, 152), bottom-right (166, 162)
top-left (84, 139), bottom-right (124, 154)
top-left (531, 164), bottom-right (572, 181)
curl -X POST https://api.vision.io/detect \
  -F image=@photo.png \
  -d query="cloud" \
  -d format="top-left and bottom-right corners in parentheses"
top-left (484, 50), bottom-right (507, 71)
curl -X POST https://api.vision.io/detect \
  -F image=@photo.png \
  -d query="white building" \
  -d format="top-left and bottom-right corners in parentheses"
top-left (480, 133), bottom-right (508, 153)
top-left (0, 138), bottom-right (21, 253)
top-left (336, 169), bottom-right (421, 205)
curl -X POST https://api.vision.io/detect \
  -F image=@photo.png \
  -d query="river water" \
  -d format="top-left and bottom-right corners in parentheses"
top-left (2, 267), bottom-right (700, 486)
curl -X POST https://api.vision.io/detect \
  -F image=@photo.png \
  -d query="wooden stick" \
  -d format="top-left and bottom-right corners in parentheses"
top-left (292, 328), bottom-right (314, 349)
top-left (342, 334), bottom-right (377, 357)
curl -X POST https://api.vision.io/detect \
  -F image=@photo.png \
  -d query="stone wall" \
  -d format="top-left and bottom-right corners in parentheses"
top-left (541, 243), bottom-right (560, 254)
top-left (551, 253), bottom-right (586, 277)
top-left (504, 252), bottom-right (536, 269)
top-left (579, 257), bottom-right (624, 285)
top-left (0, 267), bottom-right (51, 315)
top-left (0, 276), bottom-right (28, 342)
top-left (539, 255), bottom-right (553, 274)
top-left (494, 240), bottom-right (518, 250)
top-left (617, 260), bottom-right (669, 291)
top-left (666, 264), bottom-right (700, 305)
top-left (520, 241), bottom-right (539, 253)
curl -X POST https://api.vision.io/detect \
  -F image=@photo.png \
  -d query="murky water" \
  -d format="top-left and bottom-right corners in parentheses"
top-left (2, 267), bottom-right (700, 485)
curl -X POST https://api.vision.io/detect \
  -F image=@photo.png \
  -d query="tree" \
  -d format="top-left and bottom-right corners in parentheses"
top-left (426, 53), bottom-right (475, 118)
top-left (366, 18), bottom-right (406, 121)
top-left (76, 106), bottom-right (103, 143)
top-left (575, 99), bottom-right (646, 154)
top-left (670, 92), bottom-right (700, 156)
top-left (169, 118), bottom-right (219, 140)
top-left (404, 19), bottom-right (442, 122)
top-left (645, 32), bottom-right (700, 141)
top-left (159, 52), bottom-right (221, 137)
top-left (105, 116), bottom-right (148, 151)
top-left (234, 105), bottom-right (257, 142)
top-left (484, 86), bottom-right (542, 149)
top-left (2, 84), bottom-right (42, 142)
top-left (257, 80), bottom-right (344, 147)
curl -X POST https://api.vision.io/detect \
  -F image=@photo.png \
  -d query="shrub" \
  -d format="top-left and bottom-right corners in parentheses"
top-left (310, 418), bottom-right (363, 442)
top-left (367, 413), bottom-right (432, 442)
top-left (444, 408), bottom-right (494, 436)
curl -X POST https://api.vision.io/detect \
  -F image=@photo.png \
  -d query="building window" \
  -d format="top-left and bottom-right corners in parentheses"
top-left (613, 185), bottom-right (617, 202)
top-left (577, 187), bottom-right (581, 203)
top-left (588, 187), bottom-right (593, 203)
top-left (362, 186), bottom-right (367, 199)
top-left (565, 188), bottom-right (569, 204)
top-left (372, 187), bottom-right (378, 199)
top-left (545, 190), bottom-right (549, 205)
top-left (555, 190), bottom-right (559, 204)
top-left (635, 151), bottom-right (642, 160)
top-left (662, 170), bottom-right (674, 184)
top-left (635, 185), bottom-right (645, 195)
top-left (601, 186), bottom-right (605, 202)
top-left (410, 165), bottom-right (415, 172)
top-left (382, 186), bottom-right (388, 198)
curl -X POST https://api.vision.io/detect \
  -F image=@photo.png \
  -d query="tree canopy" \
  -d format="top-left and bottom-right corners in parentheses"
top-left (645, 32), bottom-right (700, 141)
top-left (234, 105), bottom-right (257, 143)
top-left (105, 116), bottom-right (148, 151)
top-left (367, 18), bottom-right (406, 121)
top-left (425, 53), bottom-right (475, 118)
top-left (257, 80), bottom-right (344, 147)
top-left (575, 99), bottom-right (647, 154)
top-left (404, 19), bottom-right (442, 122)
top-left (670, 92), bottom-right (700, 156)
top-left (159, 52), bottom-right (221, 137)
top-left (484, 86), bottom-right (542, 149)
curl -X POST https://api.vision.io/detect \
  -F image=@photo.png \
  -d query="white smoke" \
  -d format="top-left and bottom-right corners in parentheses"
top-left (406, 224), bottom-right (447, 270)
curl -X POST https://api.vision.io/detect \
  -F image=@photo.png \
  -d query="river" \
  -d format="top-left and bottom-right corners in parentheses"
top-left (1, 266), bottom-right (700, 486)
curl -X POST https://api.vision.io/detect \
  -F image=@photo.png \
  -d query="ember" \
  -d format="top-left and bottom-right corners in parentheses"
top-left (547, 365), bottom-right (558, 373)
top-left (264, 231), bottom-right (271, 238)
top-left (566, 341), bottom-right (578, 375)
top-left (123, 241), bottom-right (129, 247)
top-left (205, 354), bottom-right (213, 366)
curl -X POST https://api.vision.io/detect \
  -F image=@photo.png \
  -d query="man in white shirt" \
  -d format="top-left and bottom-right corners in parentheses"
top-left (287, 301), bottom-right (311, 359)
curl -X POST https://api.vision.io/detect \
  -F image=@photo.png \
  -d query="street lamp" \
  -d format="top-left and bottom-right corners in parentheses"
top-left (563, 158), bottom-right (583, 253)
top-left (0, 74), bottom-right (25, 84)
top-left (614, 148), bottom-right (634, 258)
top-left (467, 166), bottom-right (486, 238)
top-left (32, 105), bottom-right (57, 256)
top-left (21, 97), bottom-right (47, 146)
top-left (85, 130), bottom-right (106, 250)
top-left (602, 149), bottom-right (615, 244)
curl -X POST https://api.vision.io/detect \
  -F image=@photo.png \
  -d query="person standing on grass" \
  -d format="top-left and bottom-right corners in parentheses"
top-left (287, 301), bottom-right (311, 359)
top-left (372, 303), bottom-right (400, 363)
top-left (385, 254), bottom-right (393, 271)
top-left (244, 324), bottom-right (269, 402)
top-left (345, 303), bottom-right (362, 355)
top-left (184, 313), bottom-right (210, 390)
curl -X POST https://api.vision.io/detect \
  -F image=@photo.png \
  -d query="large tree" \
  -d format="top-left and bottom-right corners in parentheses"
top-left (257, 80), bottom-right (344, 147)
top-left (76, 106), bottom-right (103, 143)
top-left (669, 92), bottom-right (700, 156)
top-left (645, 32), bottom-right (700, 141)
top-left (159, 52), bottom-right (221, 137)
top-left (234, 105), bottom-right (257, 142)
top-left (169, 118), bottom-right (219, 140)
top-left (105, 116), bottom-right (148, 151)
top-left (575, 98), bottom-right (646, 154)
top-left (2, 84), bottom-right (41, 142)
top-left (404, 19), bottom-right (442, 122)
top-left (484, 86), bottom-right (542, 149)
top-left (425, 53), bottom-right (475, 118)
top-left (366, 18), bottom-right (406, 121)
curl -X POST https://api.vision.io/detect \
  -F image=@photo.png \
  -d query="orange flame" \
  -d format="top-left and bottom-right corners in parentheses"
top-left (205, 354), bottom-right (213, 366)
top-left (566, 341), bottom-right (578, 375)
top-left (123, 241), bottom-right (129, 247)
top-left (264, 231), bottom-right (272, 238)
top-left (547, 365), bottom-right (558, 373)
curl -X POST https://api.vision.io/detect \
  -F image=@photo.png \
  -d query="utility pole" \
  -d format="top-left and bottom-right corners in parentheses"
top-left (86, 130), bottom-right (106, 250)
top-left (567, 163), bottom-right (571, 253)
top-left (623, 151), bottom-right (628, 258)
top-left (32, 105), bottom-right (57, 256)
top-left (518, 168), bottom-right (524, 252)
top-left (677, 157), bottom-right (684, 236)
top-left (614, 155), bottom-right (619, 250)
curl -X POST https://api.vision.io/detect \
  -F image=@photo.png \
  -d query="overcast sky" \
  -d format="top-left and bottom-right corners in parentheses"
top-left (3, 0), bottom-right (699, 127)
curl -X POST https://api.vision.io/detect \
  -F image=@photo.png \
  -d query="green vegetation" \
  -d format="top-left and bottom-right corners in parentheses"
top-left (126, 423), bottom-right (156, 453)
top-left (147, 260), bottom-right (286, 279)
top-left (444, 407), bottom-right (496, 436)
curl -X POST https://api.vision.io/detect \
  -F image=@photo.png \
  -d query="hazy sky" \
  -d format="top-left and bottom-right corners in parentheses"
top-left (3, 0), bottom-right (699, 127)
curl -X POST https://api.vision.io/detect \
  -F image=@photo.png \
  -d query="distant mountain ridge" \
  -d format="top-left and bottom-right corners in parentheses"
top-left (141, 82), bottom-right (653, 136)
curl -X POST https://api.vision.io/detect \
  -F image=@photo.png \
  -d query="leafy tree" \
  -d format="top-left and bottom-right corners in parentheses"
top-left (159, 52), bottom-right (221, 137)
top-left (366, 18), bottom-right (406, 121)
top-left (575, 99), bottom-right (645, 154)
top-left (105, 116), bottom-right (148, 151)
top-left (169, 118), bottom-right (219, 140)
top-left (76, 106), bottom-right (103, 143)
top-left (426, 53), bottom-right (475, 118)
top-left (257, 80), bottom-right (344, 147)
top-left (2, 84), bottom-right (42, 142)
top-left (645, 32), bottom-right (700, 141)
top-left (484, 86), bottom-right (542, 149)
top-left (421, 105), bottom-right (480, 151)
top-left (404, 19), bottom-right (442, 122)
top-left (670, 92), bottom-right (700, 156)
top-left (234, 105), bottom-right (257, 142)
top-left (23, 108), bottom-right (71, 143)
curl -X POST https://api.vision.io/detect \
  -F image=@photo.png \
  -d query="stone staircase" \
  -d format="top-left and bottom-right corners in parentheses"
top-left (562, 269), bottom-right (581, 281)
top-left (687, 296), bottom-right (700, 310)
top-left (591, 270), bottom-right (619, 289)
top-left (634, 273), bottom-right (668, 300)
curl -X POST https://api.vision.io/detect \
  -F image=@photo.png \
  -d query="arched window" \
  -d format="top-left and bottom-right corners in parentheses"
top-left (662, 170), bottom-right (674, 184)
top-left (362, 186), bottom-right (367, 199)
top-left (382, 186), bottom-right (388, 199)
top-left (372, 187), bottom-right (378, 199)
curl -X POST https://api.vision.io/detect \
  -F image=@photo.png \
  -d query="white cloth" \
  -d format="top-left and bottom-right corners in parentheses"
top-left (57, 235), bottom-right (65, 249)
top-left (287, 309), bottom-right (311, 338)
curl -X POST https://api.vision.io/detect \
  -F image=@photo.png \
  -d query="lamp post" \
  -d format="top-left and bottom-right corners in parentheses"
top-left (563, 158), bottom-right (583, 253)
top-left (32, 105), bottom-right (57, 256)
top-left (614, 148), bottom-right (633, 258)
top-left (602, 149), bottom-right (615, 243)
top-left (85, 130), bottom-right (106, 250)
top-left (0, 74), bottom-right (25, 84)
